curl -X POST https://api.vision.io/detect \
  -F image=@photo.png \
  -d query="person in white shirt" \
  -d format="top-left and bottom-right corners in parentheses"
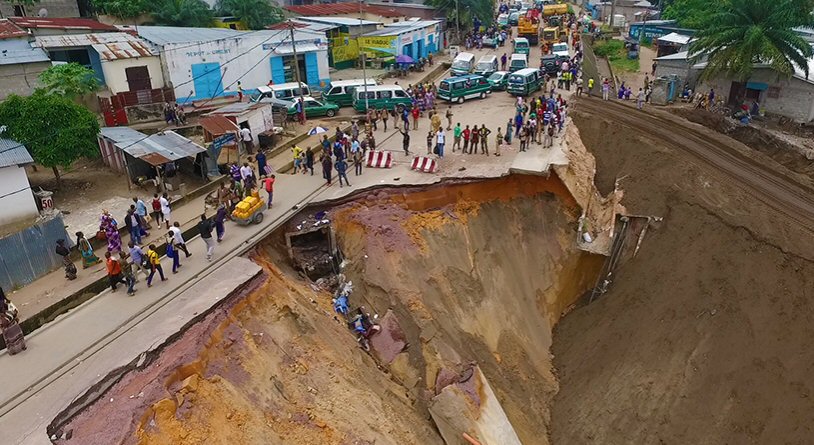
top-left (170, 221), bottom-right (191, 258)
top-left (436, 129), bottom-right (446, 158)
top-left (240, 126), bottom-right (253, 155)
top-left (159, 193), bottom-right (171, 230)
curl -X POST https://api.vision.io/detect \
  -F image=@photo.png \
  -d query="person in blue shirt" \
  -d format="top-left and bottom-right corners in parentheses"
top-left (335, 158), bottom-right (350, 187)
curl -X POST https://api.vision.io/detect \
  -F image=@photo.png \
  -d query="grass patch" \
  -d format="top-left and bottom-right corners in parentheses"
top-left (594, 39), bottom-right (640, 73)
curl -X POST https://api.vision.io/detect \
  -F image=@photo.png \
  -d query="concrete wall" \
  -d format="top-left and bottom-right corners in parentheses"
top-left (699, 68), bottom-right (814, 123)
top-left (0, 165), bottom-right (38, 226)
top-left (159, 33), bottom-right (330, 102)
top-left (0, 0), bottom-right (79, 19)
top-left (654, 59), bottom-right (695, 86)
top-left (0, 62), bottom-right (50, 100)
top-left (99, 56), bottom-right (165, 94)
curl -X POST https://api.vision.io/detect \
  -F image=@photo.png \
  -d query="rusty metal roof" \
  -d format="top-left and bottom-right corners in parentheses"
top-left (9, 17), bottom-right (117, 32)
top-left (33, 33), bottom-right (156, 56)
top-left (200, 115), bottom-right (239, 137)
top-left (99, 127), bottom-right (206, 166)
top-left (92, 41), bottom-right (155, 60)
top-left (0, 19), bottom-right (27, 40)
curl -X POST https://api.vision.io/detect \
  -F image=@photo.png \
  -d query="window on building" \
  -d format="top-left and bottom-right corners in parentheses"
top-left (282, 54), bottom-right (307, 84)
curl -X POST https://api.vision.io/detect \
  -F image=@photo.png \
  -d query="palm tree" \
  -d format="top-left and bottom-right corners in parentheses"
top-left (690, 0), bottom-right (814, 80)
top-left (151, 0), bottom-right (214, 28)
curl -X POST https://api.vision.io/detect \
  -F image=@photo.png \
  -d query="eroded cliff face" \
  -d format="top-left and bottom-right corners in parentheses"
top-left (55, 174), bottom-right (602, 445)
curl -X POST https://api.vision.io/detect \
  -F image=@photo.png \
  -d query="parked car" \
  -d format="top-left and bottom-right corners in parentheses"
top-left (509, 11), bottom-right (521, 26)
top-left (288, 97), bottom-right (339, 118)
top-left (487, 71), bottom-right (510, 90)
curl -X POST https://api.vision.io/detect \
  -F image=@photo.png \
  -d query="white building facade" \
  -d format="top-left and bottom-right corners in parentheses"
top-left (0, 139), bottom-right (38, 226)
top-left (137, 26), bottom-right (331, 103)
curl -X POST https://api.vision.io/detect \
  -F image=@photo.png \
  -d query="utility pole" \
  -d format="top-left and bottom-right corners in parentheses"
top-left (455, 0), bottom-right (460, 43)
top-left (609, 0), bottom-right (617, 30)
top-left (359, 0), bottom-right (370, 111)
top-left (289, 22), bottom-right (307, 120)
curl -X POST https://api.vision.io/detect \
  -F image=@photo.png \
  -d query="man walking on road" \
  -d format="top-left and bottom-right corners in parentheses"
top-left (104, 251), bottom-right (128, 293)
top-left (170, 222), bottom-right (191, 258)
top-left (261, 175), bottom-right (275, 208)
top-left (197, 214), bottom-right (216, 261)
top-left (146, 244), bottom-right (166, 287)
top-left (398, 127), bottom-right (411, 156)
top-left (128, 241), bottom-right (148, 280)
top-left (636, 88), bottom-right (645, 110)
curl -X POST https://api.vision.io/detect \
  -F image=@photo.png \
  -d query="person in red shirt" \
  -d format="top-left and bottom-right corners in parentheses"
top-left (462, 125), bottom-right (471, 153)
top-left (260, 175), bottom-right (275, 208)
top-left (411, 105), bottom-right (420, 130)
top-left (105, 251), bottom-right (128, 293)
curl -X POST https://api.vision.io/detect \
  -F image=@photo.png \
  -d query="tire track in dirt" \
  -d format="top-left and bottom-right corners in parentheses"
top-left (577, 98), bottom-right (814, 231)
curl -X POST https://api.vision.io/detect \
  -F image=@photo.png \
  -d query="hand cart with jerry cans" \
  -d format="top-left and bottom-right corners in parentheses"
top-left (231, 191), bottom-right (266, 225)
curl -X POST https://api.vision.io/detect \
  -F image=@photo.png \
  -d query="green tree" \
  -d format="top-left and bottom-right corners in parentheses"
top-left (38, 63), bottom-right (100, 99)
top-left (661, 0), bottom-right (723, 29)
top-left (0, 93), bottom-right (100, 182)
top-left (690, 0), bottom-right (814, 80)
top-left (425, 0), bottom-right (494, 33)
top-left (217, 0), bottom-right (284, 30)
top-left (90, 0), bottom-right (150, 19)
top-left (151, 0), bottom-right (214, 28)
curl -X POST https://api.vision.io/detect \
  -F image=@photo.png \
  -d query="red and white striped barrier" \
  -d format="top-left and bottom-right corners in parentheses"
top-left (366, 150), bottom-right (393, 168)
top-left (411, 156), bottom-right (438, 173)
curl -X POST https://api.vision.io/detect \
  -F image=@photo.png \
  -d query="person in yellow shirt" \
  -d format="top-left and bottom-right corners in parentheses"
top-left (588, 78), bottom-right (595, 94)
top-left (146, 244), bottom-right (167, 287)
top-left (292, 145), bottom-right (303, 172)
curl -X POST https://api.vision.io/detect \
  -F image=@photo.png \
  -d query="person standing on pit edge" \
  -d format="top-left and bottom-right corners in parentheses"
top-left (452, 123), bottom-right (462, 152)
top-left (197, 214), bottom-right (216, 262)
top-left (436, 128), bottom-right (446, 158)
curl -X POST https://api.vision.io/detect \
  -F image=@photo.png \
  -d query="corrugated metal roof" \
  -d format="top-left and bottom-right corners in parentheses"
top-left (0, 138), bottom-right (35, 168)
top-left (296, 16), bottom-right (382, 26)
top-left (286, 3), bottom-right (403, 18)
top-left (92, 41), bottom-right (155, 60)
top-left (208, 102), bottom-right (269, 116)
top-left (9, 17), bottom-right (117, 32)
top-left (0, 19), bottom-right (27, 40)
top-left (0, 39), bottom-right (50, 66)
top-left (200, 115), bottom-right (240, 136)
top-left (268, 19), bottom-right (338, 32)
top-left (99, 127), bottom-right (206, 166)
top-left (136, 26), bottom-right (243, 46)
top-left (33, 32), bottom-right (155, 51)
top-left (363, 19), bottom-right (440, 37)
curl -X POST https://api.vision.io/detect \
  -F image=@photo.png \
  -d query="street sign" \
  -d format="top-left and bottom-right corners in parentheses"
top-left (213, 133), bottom-right (236, 149)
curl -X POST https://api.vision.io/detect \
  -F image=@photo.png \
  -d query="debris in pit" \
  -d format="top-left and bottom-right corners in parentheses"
top-left (285, 211), bottom-right (341, 282)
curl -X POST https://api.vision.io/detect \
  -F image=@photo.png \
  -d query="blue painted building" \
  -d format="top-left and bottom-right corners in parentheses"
top-left (360, 20), bottom-right (442, 61)
top-left (137, 26), bottom-right (331, 103)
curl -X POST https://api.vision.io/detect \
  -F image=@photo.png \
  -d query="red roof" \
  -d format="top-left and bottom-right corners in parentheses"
top-left (267, 22), bottom-right (310, 30)
top-left (9, 17), bottom-right (117, 32)
top-left (285, 3), bottom-right (403, 18)
top-left (0, 19), bottom-right (27, 40)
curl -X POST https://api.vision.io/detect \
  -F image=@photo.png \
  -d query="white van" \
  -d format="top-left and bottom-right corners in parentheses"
top-left (451, 52), bottom-right (476, 76)
top-left (509, 53), bottom-right (528, 72)
top-left (552, 42), bottom-right (569, 58)
top-left (323, 78), bottom-right (377, 107)
top-left (254, 82), bottom-right (311, 101)
top-left (474, 55), bottom-right (499, 77)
